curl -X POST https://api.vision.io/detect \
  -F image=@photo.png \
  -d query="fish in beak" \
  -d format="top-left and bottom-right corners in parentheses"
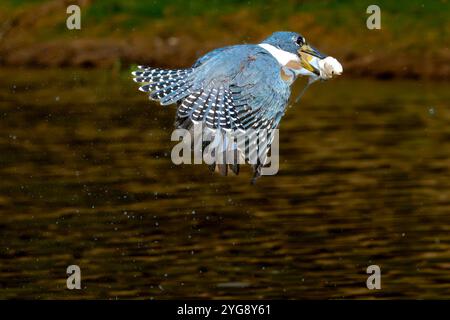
top-left (297, 43), bottom-right (343, 79)
top-left (298, 43), bottom-right (327, 76)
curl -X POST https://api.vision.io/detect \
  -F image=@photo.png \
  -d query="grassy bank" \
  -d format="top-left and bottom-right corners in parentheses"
top-left (0, 0), bottom-right (449, 79)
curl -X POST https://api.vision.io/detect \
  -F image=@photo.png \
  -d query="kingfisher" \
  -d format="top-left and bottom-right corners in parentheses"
top-left (132, 31), bottom-right (342, 181)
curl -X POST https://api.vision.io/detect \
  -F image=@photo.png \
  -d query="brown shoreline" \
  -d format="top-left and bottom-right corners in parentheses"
top-left (1, 0), bottom-right (448, 80)
top-left (1, 38), bottom-right (449, 80)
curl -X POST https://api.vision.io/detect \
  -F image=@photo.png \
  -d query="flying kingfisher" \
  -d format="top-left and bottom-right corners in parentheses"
top-left (132, 31), bottom-right (342, 181)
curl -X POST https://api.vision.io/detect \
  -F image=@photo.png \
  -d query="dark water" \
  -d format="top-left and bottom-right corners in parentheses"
top-left (1, 68), bottom-right (449, 299)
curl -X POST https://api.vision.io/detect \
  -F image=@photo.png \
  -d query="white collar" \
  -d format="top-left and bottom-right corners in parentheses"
top-left (258, 43), bottom-right (300, 66)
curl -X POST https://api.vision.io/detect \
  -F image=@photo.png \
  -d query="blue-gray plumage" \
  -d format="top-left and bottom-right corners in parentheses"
top-left (132, 31), bottom-right (342, 179)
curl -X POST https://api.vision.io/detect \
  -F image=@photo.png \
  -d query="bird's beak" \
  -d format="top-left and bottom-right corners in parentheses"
top-left (300, 43), bottom-right (326, 59)
top-left (298, 43), bottom-right (326, 76)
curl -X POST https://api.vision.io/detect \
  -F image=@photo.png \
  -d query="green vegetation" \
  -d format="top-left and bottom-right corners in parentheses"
top-left (4, 0), bottom-right (449, 29)
top-left (85, 0), bottom-right (448, 33)
top-left (0, 0), bottom-right (448, 78)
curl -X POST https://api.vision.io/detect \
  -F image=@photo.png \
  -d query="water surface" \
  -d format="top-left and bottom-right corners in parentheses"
top-left (0, 69), bottom-right (449, 299)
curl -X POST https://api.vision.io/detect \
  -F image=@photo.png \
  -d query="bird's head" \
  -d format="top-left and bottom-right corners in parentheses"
top-left (262, 31), bottom-right (328, 76)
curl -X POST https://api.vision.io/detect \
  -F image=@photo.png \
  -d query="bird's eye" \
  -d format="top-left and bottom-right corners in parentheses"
top-left (296, 36), bottom-right (305, 46)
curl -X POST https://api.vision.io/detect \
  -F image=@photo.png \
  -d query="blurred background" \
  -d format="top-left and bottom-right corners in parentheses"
top-left (0, 0), bottom-right (449, 299)
top-left (1, 0), bottom-right (449, 78)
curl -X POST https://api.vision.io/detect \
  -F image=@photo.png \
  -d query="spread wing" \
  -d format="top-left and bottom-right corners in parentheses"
top-left (133, 45), bottom-right (291, 180)
top-left (177, 45), bottom-right (291, 132)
